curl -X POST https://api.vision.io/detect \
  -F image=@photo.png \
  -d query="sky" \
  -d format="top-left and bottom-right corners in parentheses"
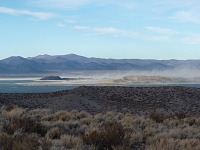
top-left (0, 0), bottom-right (200, 60)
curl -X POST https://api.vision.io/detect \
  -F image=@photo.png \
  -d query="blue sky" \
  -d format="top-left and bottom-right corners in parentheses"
top-left (0, 0), bottom-right (200, 59)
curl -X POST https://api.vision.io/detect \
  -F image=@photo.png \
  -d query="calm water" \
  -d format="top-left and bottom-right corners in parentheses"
top-left (0, 80), bottom-right (76, 93)
top-left (1, 80), bottom-right (200, 93)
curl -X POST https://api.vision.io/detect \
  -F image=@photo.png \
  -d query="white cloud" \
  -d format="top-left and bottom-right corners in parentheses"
top-left (0, 7), bottom-right (56, 20)
top-left (73, 25), bottom-right (171, 41)
top-left (183, 36), bottom-right (200, 44)
top-left (56, 23), bottom-right (65, 27)
top-left (152, 0), bottom-right (200, 8)
top-left (73, 25), bottom-right (138, 37)
top-left (29, 0), bottom-right (138, 10)
top-left (148, 36), bottom-right (170, 42)
top-left (146, 26), bottom-right (176, 35)
top-left (99, 0), bottom-right (138, 10)
top-left (173, 11), bottom-right (200, 24)
top-left (31, 0), bottom-right (94, 9)
top-left (74, 25), bottom-right (90, 30)
top-left (65, 18), bottom-right (76, 24)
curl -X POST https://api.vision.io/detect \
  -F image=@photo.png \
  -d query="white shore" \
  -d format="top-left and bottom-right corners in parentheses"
top-left (15, 75), bottom-right (200, 86)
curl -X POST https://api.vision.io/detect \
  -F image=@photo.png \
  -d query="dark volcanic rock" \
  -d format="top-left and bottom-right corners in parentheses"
top-left (40, 76), bottom-right (62, 80)
top-left (1, 86), bottom-right (200, 116)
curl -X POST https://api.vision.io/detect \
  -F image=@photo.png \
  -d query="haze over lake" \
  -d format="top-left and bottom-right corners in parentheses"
top-left (1, 69), bottom-right (200, 93)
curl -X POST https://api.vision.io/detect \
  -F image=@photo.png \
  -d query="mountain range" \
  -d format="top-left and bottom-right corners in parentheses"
top-left (0, 54), bottom-right (199, 74)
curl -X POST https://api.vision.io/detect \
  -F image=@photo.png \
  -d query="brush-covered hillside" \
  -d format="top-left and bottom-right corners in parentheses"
top-left (1, 105), bottom-right (200, 150)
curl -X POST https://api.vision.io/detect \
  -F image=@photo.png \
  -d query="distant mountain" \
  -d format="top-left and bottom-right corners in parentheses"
top-left (141, 62), bottom-right (174, 71)
top-left (0, 56), bottom-right (43, 73)
top-left (0, 54), bottom-right (199, 74)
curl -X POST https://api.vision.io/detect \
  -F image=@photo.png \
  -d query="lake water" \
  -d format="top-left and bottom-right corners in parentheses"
top-left (0, 80), bottom-right (77, 93)
top-left (1, 79), bottom-right (200, 93)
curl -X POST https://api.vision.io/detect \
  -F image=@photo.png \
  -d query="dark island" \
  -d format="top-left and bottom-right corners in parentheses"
top-left (40, 76), bottom-right (63, 80)
top-left (40, 75), bottom-right (88, 81)
top-left (40, 76), bottom-right (78, 80)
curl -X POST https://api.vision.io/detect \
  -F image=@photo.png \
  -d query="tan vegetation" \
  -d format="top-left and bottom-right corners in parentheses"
top-left (1, 105), bottom-right (200, 150)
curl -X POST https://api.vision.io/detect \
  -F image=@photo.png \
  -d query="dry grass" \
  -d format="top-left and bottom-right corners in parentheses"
top-left (1, 105), bottom-right (200, 150)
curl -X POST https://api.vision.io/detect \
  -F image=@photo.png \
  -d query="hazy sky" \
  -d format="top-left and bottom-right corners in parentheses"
top-left (0, 0), bottom-right (200, 59)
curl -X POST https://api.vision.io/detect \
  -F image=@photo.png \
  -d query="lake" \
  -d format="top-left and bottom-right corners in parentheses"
top-left (0, 80), bottom-right (76, 93)
top-left (1, 79), bottom-right (200, 93)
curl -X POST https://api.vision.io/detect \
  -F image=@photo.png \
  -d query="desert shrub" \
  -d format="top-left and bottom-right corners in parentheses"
top-left (2, 105), bottom-right (200, 150)
top-left (146, 138), bottom-right (179, 150)
top-left (2, 106), bottom-right (25, 118)
top-left (72, 111), bottom-right (91, 120)
top-left (82, 122), bottom-right (125, 150)
top-left (0, 133), bottom-right (39, 150)
top-left (125, 132), bottom-right (144, 148)
top-left (175, 112), bottom-right (187, 120)
top-left (147, 128), bottom-right (185, 144)
top-left (43, 111), bottom-right (72, 122)
top-left (26, 108), bottom-right (51, 120)
top-left (146, 138), bottom-right (200, 150)
top-left (12, 129), bottom-right (24, 138)
top-left (2, 119), bottom-right (12, 134)
top-left (121, 115), bottom-right (134, 125)
top-left (40, 138), bottom-right (52, 150)
top-left (149, 111), bottom-right (165, 123)
top-left (178, 139), bottom-right (200, 150)
top-left (12, 136), bottom-right (39, 150)
top-left (80, 117), bottom-right (93, 126)
top-left (61, 134), bottom-right (83, 149)
top-left (64, 120), bottom-right (85, 136)
top-left (122, 116), bottom-right (142, 129)
top-left (11, 117), bottom-right (47, 136)
top-left (0, 134), bottom-right (13, 150)
top-left (46, 127), bottom-right (61, 139)
top-left (195, 117), bottom-right (200, 125)
top-left (4, 105), bottom-right (15, 111)
top-left (184, 118), bottom-right (196, 126)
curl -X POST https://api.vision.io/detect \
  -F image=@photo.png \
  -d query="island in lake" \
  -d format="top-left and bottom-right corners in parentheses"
top-left (40, 76), bottom-right (79, 81)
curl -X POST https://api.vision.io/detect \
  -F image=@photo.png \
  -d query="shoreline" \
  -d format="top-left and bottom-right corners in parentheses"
top-left (16, 80), bottom-right (200, 86)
